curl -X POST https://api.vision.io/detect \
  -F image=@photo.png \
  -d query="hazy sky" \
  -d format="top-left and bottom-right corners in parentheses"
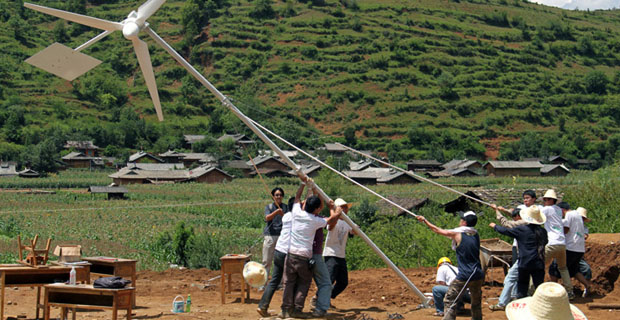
top-left (529, 0), bottom-right (620, 10)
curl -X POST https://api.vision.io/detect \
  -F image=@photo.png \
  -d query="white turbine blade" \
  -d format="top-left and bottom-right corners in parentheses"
top-left (132, 37), bottom-right (164, 121)
top-left (136, 0), bottom-right (166, 25)
top-left (24, 2), bottom-right (123, 32)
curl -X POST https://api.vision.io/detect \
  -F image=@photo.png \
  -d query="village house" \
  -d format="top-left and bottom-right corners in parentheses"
top-left (221, 160), bottom-right (252, 177)
top-left (63, 141), bottom-right (100, 157)
top-left (109, 164), bottom-right (232, 184)
top-left (406, 160), bottom-right (442, 172)
top-left (323, 143), bottom-right (348, 156)
top-left (247, 155), bottom-right (289, 177)
top-left (0, 162), bottom-right (18, 177)
top-left (442, 159), bottom-right (482, 172)
top-left (128, 151), bottom-right (165, 164)
top-left (344, 168), bottom-right (421, 185)
top-left (217, 133), bottom-right (255, 149)
top-left (541, 164), bottom-right (570, 177)
top-left (348, 159), bottom-right (379, 171)
top-left (183, 134), bottom-right (206, 150)
top-left (61, 152), bottom-right (113, 169)
top-left (289, 162), bottom-right (322, 178)
top-left (88, 186), bottom-right (129, 200)
top-left (483, 161), bottom-right (544, 177)
top-left (159, 150), bottom-right (217, 167)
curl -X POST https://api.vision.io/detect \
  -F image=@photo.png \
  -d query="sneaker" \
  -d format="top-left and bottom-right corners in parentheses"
top-left (257, 308), bottom-right (270, 317)
top-left (432, 311), bottom-right (444, 317)
top-left (489, 304), bottom-right (505, 311)
top-left (289, 309), bottom-right (308, 319)
top-left (279, 309), bottom-right (292, 319)
top-left (568, 291), bottom-right (576, 300)
top-left (311, 309), bottom-right (327, 318)
top-left (258, 286), bottom-right (265, 292)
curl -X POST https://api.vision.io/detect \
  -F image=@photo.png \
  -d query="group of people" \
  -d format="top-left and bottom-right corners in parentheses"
top-left (257, 178), bottom-right (356, 318)
top-left (419, 189), bottom-right (592, 320)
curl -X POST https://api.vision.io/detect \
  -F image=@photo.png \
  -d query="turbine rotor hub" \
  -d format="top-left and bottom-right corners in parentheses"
top-left (122, 21), bottom-right (140, 39)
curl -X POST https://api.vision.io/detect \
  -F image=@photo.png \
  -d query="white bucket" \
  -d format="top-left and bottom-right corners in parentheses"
top-left (172, 295), bottom-right (185, 313)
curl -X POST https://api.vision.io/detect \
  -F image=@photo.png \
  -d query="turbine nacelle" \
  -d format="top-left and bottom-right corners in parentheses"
top-left (122, 22), bottom-right (140, 40)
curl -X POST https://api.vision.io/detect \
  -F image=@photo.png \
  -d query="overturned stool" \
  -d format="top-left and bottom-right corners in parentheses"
top-left (220, 254), bottom-right (251, 304)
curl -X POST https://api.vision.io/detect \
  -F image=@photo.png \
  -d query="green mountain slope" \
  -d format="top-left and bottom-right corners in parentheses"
top-left (1, 0), bottom-right (619, 170)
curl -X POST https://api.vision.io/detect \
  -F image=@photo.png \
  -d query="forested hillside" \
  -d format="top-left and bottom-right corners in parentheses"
top-left (1, 0), bottom-right (619, 172)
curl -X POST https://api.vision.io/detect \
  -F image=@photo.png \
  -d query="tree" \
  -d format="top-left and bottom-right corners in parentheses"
top-left (52, 21), bottom-right (69, 43)
top-left (584, 70), bottom-right (608, 94)
top-left (249, 0), bottom-right (276, 20)
top-left (344, 127), bottom-right (357, 147)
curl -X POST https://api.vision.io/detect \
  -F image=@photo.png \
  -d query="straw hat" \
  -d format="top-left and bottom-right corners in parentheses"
top-left (543, 189), bottom-right (558, 200)
top-left (520, 205), bottom-right (546, 225)
top-left (506, 282), bottom-right (587, 320)
top-left (334, 198), bottom-right (353, 209)
top-left (243, 261), bottom-right (267, 288)
top-left (576, 207), bottom-right (590, 222)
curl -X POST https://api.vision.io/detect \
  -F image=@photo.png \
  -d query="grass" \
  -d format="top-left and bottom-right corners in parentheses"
top-left (0, 168), bottom-right (616, 270)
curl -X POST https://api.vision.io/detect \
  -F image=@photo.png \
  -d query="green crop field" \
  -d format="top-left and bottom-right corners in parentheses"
top-left (0, 166), bottom-right (617, 271)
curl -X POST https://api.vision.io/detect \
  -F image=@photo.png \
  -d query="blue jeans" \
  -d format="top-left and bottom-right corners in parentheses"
top-left (499, 260), bottom-right (519, 306)
top-left (258, 250), bottom-right (286, 310)
top-left (432, 285), bottom-right (469, 313)
top-left (313, 254), bottom-right (332, 312)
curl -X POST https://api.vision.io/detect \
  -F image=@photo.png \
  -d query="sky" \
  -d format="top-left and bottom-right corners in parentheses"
top-left (529, 0), bottom-right (620, 10)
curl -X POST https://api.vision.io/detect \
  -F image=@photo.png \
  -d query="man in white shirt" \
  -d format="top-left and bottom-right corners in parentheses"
top-left (541, 189), bottom-right (573, 299)
top-left (550, 203), bottom-right (592, 296)
top-left (280, 179), bottom-right (341, 319)
top-left (323, 198), bottom-right (356, 306)
top-left (432, 257), bottom-right (470, 317)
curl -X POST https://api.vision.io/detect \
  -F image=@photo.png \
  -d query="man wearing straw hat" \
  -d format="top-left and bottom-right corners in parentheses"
top-left (505, 282), bottom-right (588, 320)
top-left (490, 205), bottom-right (548, 298)
top-left (541, 189), bottom-right (574, 299)
top-left (550, 204), bottom-right (592, 297)
top-left (417, 211), bottom-right (484, 320)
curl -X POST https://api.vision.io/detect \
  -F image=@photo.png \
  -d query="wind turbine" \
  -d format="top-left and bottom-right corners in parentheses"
top-left (24, 0), bottom-right (432, 306)
top-left (25, 0), bottom-right (166, 121)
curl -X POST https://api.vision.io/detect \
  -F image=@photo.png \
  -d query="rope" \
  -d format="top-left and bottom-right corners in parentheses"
top-left (247, 118), bottom-right (420, 218)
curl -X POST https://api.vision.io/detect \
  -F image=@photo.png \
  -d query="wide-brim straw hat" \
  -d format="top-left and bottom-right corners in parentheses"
top-left (334, 198), bottom-right (353, 209)
top-left (506, 282), bottom-right (587, 320)
top-left (577, 207), bottom-right (590, 222)
top-left (543, 189), bottom-right (558, 200)
top-left (520, 205), bottom-right (546, 225)
top-left (243, 261), bottom-right (267, 288)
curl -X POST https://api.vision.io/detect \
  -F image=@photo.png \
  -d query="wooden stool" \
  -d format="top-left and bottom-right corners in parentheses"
top-left (220, 254), bottom-right (250, 304)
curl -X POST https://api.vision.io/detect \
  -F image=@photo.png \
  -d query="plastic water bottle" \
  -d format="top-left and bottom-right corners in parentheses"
top-left (185, 294), bottom-right (191, 312)
top-left (69, 266), bottom-right (76, 285)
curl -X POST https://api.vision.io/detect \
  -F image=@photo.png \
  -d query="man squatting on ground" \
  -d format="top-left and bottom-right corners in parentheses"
top-left (262, 187), bottom-right (288, 282)
top-left (550, 203), bottom-right (592, 297)
top-left (417, 211), bottom-right (485, 320)
top-left (488, 189), bottom-right (536, 311)
top-left (279, 178), bottom-right (341, 318)
top-left (257, 184), bottom-right (304, 317)
top-left (490, 205), bottom-right (548, 298)
top-left (541, 189), bottom-right (574, 299)
top-left (432, 257), bottom-right (470, 317)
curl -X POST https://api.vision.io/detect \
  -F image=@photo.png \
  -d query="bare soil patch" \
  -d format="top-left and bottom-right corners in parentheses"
top-left (3, 234), bottom-right (619, 319)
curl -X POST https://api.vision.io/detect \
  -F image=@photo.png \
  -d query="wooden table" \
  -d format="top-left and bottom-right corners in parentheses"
top-left (82, 257), bottom-right (137, 306)
top-left (0, 264), bottom-right (90, 320)
top-left (43, 283), bottom-right (134, 320)
top-left (220, 254), bottom-right (251, 304)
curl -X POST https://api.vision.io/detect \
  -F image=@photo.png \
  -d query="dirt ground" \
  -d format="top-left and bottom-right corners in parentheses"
top-left (3, 233), bottom-right (619, 320)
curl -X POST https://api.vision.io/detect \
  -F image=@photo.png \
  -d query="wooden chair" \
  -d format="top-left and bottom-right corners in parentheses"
top-left (17, 235), bottom-right (52, 267)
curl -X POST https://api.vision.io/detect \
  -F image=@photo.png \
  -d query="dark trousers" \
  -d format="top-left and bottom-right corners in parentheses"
top-left (258, 250), bottom-right (286, 310)
top-left (325, 256), bottom-right (348, 299)
top-left (281, 253), bottom-right (313, 311)
top-left (443, 278), bottom-right (483, 320)
top-left (516, 267), bottom-right (545, 298)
